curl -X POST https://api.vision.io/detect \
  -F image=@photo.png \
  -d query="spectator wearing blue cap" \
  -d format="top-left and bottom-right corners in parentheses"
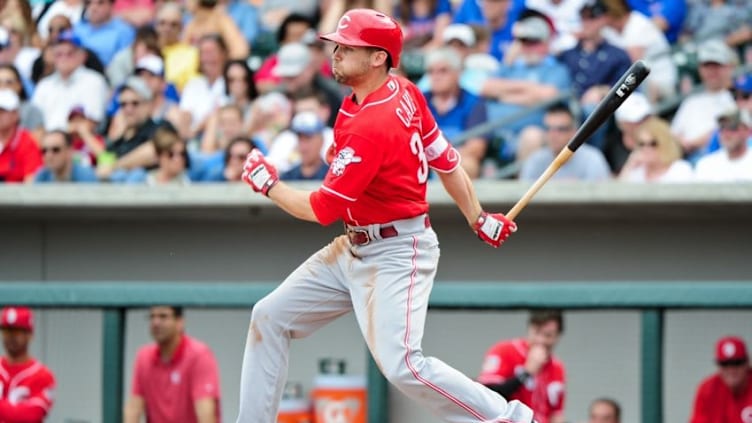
top-left (31, 30), bottom-right (109, 132)
top-left (280, 111), bottom-right (329, 181)
top-left (73, 0), bottom-right (136, 65)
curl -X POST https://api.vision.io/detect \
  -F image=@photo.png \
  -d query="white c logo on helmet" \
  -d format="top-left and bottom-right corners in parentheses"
top-left (338, 15), bottom-right (351, 30)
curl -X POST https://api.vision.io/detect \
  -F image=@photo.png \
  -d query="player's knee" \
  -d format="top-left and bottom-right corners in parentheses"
top-left (249, 296), bottom-right (279, 332)
top-left (380, 349), bottom-right (426, 388)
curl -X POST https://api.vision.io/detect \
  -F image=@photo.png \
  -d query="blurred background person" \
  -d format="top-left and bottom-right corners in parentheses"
top-left (671, 38), bottom-right (736, 161)
top-left (73, 0), bottom-right (135, 65)
top-left (124, 306), bottom-right (221, 423)
top-left (201, 136), bottom-right (258, 182)
top-left (0, 15), bottom-right (41, 86)
top-left (107, 25), bottom-right (161, 89)
top-left (601, 0), bottom-right (677, 102)
top-left (423, 47), bottom-right (490, 178)
top-left (0, 64), bottom-right (44, 143)
top-left (182, 0), bottom-right (248, 60)
top-left (395, 0), bottom-right (453, 51)
top-left (610, 91), bottom-right (653, 173)
top-left (520, 103), bottom-right (611, 181)
top-left (254, 13), bottom-right (316, 93)
top-left (619, 117), bottom-right (693, 183)
top-left (695, 106), bottom-right (752, 182)
top-left (34, 130), bottom-right (98, 183)
top-left (36, 0), bottom-right (85, 41)
top-left (31, 30), bottom-right (109, 132)
top-left (689, 336), bottom-right (752, 423)
top-left (587, 398), bottom-right (621, 423)
top-left (0, 306), bottom-right (56, 422)
top-left (155, 2), bottom-right (199, 92)
top-left (0, 89), bottom-right (41, 183)
top-left (125, 125), bottom-right (191, 185)
top-left (67, 105), bottom-right (106, 167)
top-left (478, 309), bottom-right (567, 423)
top-left (279, 111), bottom-right (329, 181)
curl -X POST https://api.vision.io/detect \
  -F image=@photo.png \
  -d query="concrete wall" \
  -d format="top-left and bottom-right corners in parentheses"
top-left (3, 183), bottom-right (751, 423)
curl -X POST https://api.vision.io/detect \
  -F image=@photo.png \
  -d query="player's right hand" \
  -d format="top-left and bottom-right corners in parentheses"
top-left (472, 211), bottom-right (517, 248)
top-left (242, 149), bottom-right (279, 196)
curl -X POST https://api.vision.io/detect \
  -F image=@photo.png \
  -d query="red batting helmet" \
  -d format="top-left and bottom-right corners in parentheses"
top-left (319, 8), bottom-right (404, 68)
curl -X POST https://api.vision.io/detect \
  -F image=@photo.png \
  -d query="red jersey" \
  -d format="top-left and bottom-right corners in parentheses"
top-left (310, 74), bottom-right (460, 226)
top-left (0, 357), bottom-right (56, 423)
top-left (0, 128), bottom-right (41, 183)
top-left (132, 335), bottom-right (221, 423)
top-left (477, 338), bottom-right (565, 423)
top-left (690, 370), bottom-right (752, 423)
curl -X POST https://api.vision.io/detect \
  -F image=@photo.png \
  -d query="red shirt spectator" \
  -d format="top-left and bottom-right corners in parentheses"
top-left (0, 90), bottom-right (41, 182)
top-left (0, 307), bottom-right (56, 423)
top-left (478, 310), bottom-right (567, 423)
top-left (125, 306), bottom-right (221, 423)
top-left (690, 336), bottom-right (752, 423)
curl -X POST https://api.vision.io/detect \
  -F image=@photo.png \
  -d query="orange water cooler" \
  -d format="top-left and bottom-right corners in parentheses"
top-left (278, 382), bottom-right (313, 423)
top-left (311, 359), bottom-right (367, 423)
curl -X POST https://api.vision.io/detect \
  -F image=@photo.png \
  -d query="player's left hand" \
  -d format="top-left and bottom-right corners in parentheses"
top-left (242, 149), bottom-right (279, 196)
top-left (472, 211), bottom-right (517, 248)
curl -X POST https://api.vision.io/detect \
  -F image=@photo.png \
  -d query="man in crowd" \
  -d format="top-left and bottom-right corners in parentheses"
top-left (690, 336), bottom-right (752, 423)
top-left (478, 310), bottom-right (567, 423)
top-left (695, 107), bottom-right (752, 182)
top-left (588, 398), bottom-right (621, 423)
top-left (125, 306), bottom-right (221, 423)
top-left (74, 0), bottom-right (136, 65)
top-left (0, 306), bottom-right (56, 422)
top-left (280, 111), bottom-right (329, 181)
top-left (0, 90), bottom-right (41, 183)
top-left (34, 130), bottom-right (98, 183)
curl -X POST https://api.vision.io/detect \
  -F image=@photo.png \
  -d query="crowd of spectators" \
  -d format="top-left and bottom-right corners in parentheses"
top-left (0, 0), bottom-right (749, 185)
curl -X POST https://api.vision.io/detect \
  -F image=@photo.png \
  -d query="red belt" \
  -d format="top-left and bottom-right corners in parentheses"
top-left (346, 216), bottom-right (431, 246)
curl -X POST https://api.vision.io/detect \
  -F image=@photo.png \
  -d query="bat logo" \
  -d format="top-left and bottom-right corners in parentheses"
top-left (615, 73), bottom-right (637, 98)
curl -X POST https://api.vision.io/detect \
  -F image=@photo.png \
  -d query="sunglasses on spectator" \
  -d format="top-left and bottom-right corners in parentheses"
top-left (517, 37), bottom-right (543, 45)
top-left (0, 78), bottom-right (17, 86)
top-left (157, 20), bottom-right (181, 29)
top-left (229, 152), bottom-right (249, 161)
top-left (718, 359), bottom-right (747, 367)
top-left (42, 146), bottom-right (64, 154)
top-left (719, 121), bottom-right (742, 131)
top-left (167, 149), bottom-right (186, 159)
top-left (637, 139), bottom-right (659, 148)
top-left (545, 124), bottom-right (573, 132)
top-left (427, 67), bottom-right (452, 75)
top-left (734, 91), bottom-right (752, 100)
top-left (118, 100), bottom-right (142, 108)
top-left (49, 25), bottom-right (71, 34)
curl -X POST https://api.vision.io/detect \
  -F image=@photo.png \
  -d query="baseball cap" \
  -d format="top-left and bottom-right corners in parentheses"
top-left (580, 0), bottom-right (608, 19)
top-left (716, 105), bottom-right (752, 127)
top-left (512, 16), bottom-right (551, 41)
top-left (68, 104), bottom-right (103, 122)
top-left (301, 28), bottom-right (324, 47)
top-left (715, 336), bottom-right (748, 363)
top-left (55, 29), bottom-right (83, 49)
top-left (442, 24), bottom-right (476, 47)
top-left (697, 39), bottom-right (735, 65)
top-left (291, 111), bottom-right (324, 135)
top-left (135, 54), bottom-right (165, 77)
top-left (121, 76), bottom-right (153, 101)
top-left (734, 73), bottom-right (752, 94)
top-left (0, 89), bottom-right (20, 111)
top-left (615, 92), bottom-right (652, 123)
top-left (0, 307), bottom-right (34, 332)
top-left (273, 43), bottom-right (312, 78)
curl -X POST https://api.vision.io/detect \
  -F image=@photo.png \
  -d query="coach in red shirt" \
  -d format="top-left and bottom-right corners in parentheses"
top-left (124, 306), bottom-right (221, 423)
top-left (478, 310), bottom-right (567, 423)
top-left (690, 336), bottom-right (752, 423)
top-left (0, 306), bottom-right (56, 422)
top-left (0, 90), bottom-right (41, 183)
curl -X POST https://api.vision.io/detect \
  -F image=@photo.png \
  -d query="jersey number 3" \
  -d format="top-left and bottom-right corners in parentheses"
top-left (410, 133), bottom-right (429, 184)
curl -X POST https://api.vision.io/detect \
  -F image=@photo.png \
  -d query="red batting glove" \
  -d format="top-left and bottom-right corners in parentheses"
top-left (241, 149), bottom-right (279, 196)
top-left (472, 211), bottom-right (517, 248)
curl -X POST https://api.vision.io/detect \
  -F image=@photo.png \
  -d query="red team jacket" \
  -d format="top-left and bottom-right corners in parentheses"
top-left (690, 370), bottom-right (752, 423)
top-left (0, 357), bottom-right (55, 423)
top-left (477, 338), bottom-right (566, 423)
top-left (0, 129), bottom-right (42, 183)
top-left (309, 75), bottom-right (459, 225)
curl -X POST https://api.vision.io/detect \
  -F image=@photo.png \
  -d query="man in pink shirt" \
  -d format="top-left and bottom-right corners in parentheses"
top-left (124, 306), bottom-right (221, 423)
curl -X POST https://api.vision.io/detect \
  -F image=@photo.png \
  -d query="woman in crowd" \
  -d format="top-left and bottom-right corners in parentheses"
top-left (619, 117), bottom-right (694, 183)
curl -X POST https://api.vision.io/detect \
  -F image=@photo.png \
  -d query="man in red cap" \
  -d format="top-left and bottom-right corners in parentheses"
top-left (690, 336), bottom-right (752, 423)
top-left (0, 306), bottom-right (56, 422)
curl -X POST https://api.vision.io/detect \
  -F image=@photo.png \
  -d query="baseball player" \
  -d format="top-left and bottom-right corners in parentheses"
top-left (0, 307), bottom-right (56, 422)
top-left (477, 310), bottom-right (566, 423)
top-left (237, 8), bottom-right (533, 423)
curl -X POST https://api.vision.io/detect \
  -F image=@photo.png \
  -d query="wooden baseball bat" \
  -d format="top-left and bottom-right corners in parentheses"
top-left (506, 60), bottom-right (651, 220)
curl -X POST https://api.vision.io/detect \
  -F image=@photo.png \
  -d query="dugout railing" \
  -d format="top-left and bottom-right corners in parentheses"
top-left (1, 281), bottom-right (751, 423)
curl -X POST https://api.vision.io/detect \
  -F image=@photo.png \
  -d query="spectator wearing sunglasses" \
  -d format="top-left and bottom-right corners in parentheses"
top-left (619, 116), bottom-right (693, 183)
top-left (124, 125), bottom-right (192, 185)
top-left (695, 106), bottom-right (752, 182)
top-left (689, 336), bottom-right (752, 423)
top-left (34, 130), bottom-right (98, 183)
top-left (702, 74), bottom-right (752, 157)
